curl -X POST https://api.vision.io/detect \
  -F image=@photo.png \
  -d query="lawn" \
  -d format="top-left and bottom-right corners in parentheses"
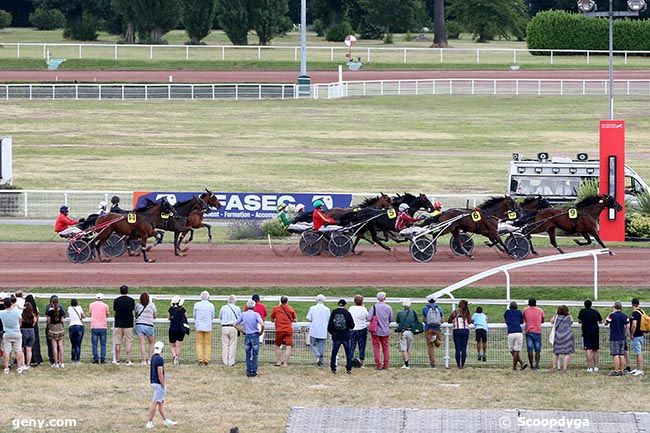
top-left (2, 96), bottom-right (650, 192)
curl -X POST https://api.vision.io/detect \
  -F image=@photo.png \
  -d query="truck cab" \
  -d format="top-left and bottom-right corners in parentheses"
top-left (506, 152), bottom-right (649, 205)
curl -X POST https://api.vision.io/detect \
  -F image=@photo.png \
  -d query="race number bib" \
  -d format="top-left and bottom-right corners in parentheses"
top-left (387, 208), bottom-right (397, 219)
top-left (161, 213), bottom-right (170, 220)
top-left (568, 208), bottom-right (578, 219)
top-left (507, 211), bottom-right (518, 220)
top-left (471, 211), bottom-right (482, 222)
top-left (127, 213), bottom-right (137, 224)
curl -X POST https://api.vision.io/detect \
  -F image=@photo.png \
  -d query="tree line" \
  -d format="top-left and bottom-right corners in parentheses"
top-left (0, 0), bottom-right (648, 46)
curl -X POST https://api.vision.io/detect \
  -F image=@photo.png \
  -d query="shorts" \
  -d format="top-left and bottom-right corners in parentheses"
top-left (475, 329), bottom-right (487, 343)
top-left (610, 340), bottom-right (626, 356)
top-left (275, 330), bottom-right (293, 347)
top-left (169, 329), bottom-right (185, 343)
top-left (507, 333), bottom-right (523, 352)
top-left (151, 383), bottom-right (167, 403)
top-left (398, 330), bottom-right (414, 352)
top-left (631, 336), bottom-right (644, 355)
top-left (526, 332), bottom-right (542, 353)
top-left (134, 323), bottom-right (154, 337)
top-left (582, 334), bottom-right (599, 351)
top-left (48, 323), bottom-right (65, 341)
top-left (3, 332), bottom-right (22, 353)
top-left (113, 327), bottom-right (133, 344)
top-left (21, 328), bottom-right (35, 348)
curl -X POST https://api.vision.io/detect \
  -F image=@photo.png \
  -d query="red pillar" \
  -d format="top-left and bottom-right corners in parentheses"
top-left (599, 120), bottom-right (625, 242)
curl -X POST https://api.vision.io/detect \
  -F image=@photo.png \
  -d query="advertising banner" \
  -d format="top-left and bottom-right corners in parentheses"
top-left (133, 191), bottom-right (353, 220)
top-left (599, 120), bottom-right (625, 242)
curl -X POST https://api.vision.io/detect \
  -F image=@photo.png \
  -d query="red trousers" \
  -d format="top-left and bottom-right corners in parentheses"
top-left (371, 334), bottom-right (390, 369)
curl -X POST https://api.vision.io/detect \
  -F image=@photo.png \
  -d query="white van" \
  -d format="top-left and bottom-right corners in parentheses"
top-left (506, 152), bottom-right (649, 205)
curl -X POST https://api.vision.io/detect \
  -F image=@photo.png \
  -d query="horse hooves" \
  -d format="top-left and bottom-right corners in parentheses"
top-left (146, 259), bottom-right (157, 263)
top-left (532, 251), bottom-right (539, 255)
top-left (180, 247), bottom-right (189, 253)
top-left (468, 255), bottom-right (474, 260)
top-left (145, 246), bottom-right (153, 252)
top-left (609, 251), bottom-right (615, 256)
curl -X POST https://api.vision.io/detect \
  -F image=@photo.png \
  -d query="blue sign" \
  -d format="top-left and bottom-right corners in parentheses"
top-left (134, 192), bottom-right (354, 220)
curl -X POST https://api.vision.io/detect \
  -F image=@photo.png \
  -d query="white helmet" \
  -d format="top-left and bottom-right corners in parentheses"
top-left (398, 203), bottom-right (409, 212)
top-left (295, 203), bottom-right (305, 213)
top-left (98, 201), bottom-right (107, 210)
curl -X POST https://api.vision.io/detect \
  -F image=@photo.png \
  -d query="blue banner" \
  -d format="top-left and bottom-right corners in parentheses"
top-left (134, 192), bottom-right (354, 220)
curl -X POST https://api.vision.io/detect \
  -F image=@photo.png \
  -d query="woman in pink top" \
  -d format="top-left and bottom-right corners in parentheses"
top-left (89, 293), bottom-right (110, 364)
top-left (447, 300), bottom-right (472, 368)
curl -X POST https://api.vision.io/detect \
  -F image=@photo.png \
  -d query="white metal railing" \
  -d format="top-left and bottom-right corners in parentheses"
top-left (4, 42), bottom-right (650, 65)
top-left (313, 78), bottom-right (650, 99)
top-left (0, 83), bottom-right (298, 101)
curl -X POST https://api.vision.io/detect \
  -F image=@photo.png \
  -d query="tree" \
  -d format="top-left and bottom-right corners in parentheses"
top-left (250, 0), bottom-right (289, 45)
top-left (112, 0), bottom-right (136, 43)
top-left (448, 0), bottom-right (528, 43)
top-left (180, 0), bottom-right (216, 44)
top-left (358, 0), bottom-right (416, 42)
top-left (0, 0), bottom-right (34, 27)
top-left (131, 0), bottom-right (180, 44)
top-left (309, 0), bottom-right (347, 27)
top-left (0, 9), bottom-right (11, 29)
top-left (216, 0), bottom-right (250, 45)
top-left (431, 0), bottom-right (447, 47)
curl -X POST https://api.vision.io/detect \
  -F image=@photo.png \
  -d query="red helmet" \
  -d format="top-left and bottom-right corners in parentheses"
top-left (433, 200), bottom-right (442, 209)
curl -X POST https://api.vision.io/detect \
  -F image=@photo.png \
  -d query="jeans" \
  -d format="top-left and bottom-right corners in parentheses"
top-left (244, 333), bottom-right (260, 375)
top-left (526, 332), bottom-right (542, 353)
top-left (69, 325), bottom-right (84, 362)
top-left (350, 329), bottom-right (368, 361)
top-left (371, 334), bottom-right (390, 368)
top-left (91, 328), bottom-right (107, 363)
top-left (330, 339), bottom-right (353, 372)
top-left (453, 329), bottom-right (470, 367)
top-left (310, 337), bottom-right (326, 362)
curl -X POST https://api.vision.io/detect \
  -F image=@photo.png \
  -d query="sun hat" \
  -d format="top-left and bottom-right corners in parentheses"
top-left (96, 293), bottom-right (104, 300)
top-left (154, 341), bottom-right (164, 354)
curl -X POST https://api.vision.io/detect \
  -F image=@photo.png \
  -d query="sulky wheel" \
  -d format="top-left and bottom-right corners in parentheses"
top-left (299, 230), bottom-right (325, 256)
top-left (504, 233), bottom-right (531, 260)
top-left (328, 233), bottom-right (353, 258)
top-left (449, 233), bottom-right (475, 256)
top-left (66, 240), bottom-right (93, 264)
top-left (409, 237), bottom-right (436, 263)
top-left (100, 233), bottom-right (128, 258)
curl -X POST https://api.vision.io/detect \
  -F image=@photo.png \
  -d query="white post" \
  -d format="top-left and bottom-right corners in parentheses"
top-left (222, 46), bottom-right (225, 60)
top-left (593, 253), bottom-right (599, 300)
top-left (79, 44), bottom-right (82, 59)
top-left (16, 44), bottom-right (20, 58)
top-left (367, 47), bottom-right (371, 62)
top-left (331, 47), bottom-right (334, 62)
top-left (186, 46), bottom-right (189, 60)
top-left (299, 0), bottom-right (307, 77)
top-left (150, 46), bottom-right (153, 60)
top-left (587, 51), bottom-right (590, 64)
top-left (403, 48), bottom-right (407, 63)
top-left (24, 192), bottom-right (28, 218)
top-left (550, 50), bottom-right (554, 65)
top-left (513, 49), bottom-right (517, 64)
top-left (444, 323), bottom-right (451, 369)
top-left (294, 47), bottom-right (298, 61)
top-left (114, 45), bottom-right (118, 60)
top-left (338, 65), bottom-right (343, 83)
top-left (504, 270), bottom-right (511, 303)
top-left (476, 49), bottom-right (480, 63)
top-left (43, 44), bottom-right (46, 59)
top-left (258, 46), bottom-right (261, 60)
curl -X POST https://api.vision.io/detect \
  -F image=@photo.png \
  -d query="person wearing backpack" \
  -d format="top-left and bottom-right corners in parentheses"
top-left (396, 299), bottom-right (419, 369)
top-left (629, 298), bottom-right (646, 376)
top-left (327, 299), bottom-right (355, 374)
top-left (422, 296), bottom-right (444, 368)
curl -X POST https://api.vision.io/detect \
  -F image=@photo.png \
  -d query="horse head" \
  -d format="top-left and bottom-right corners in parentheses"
top-left (604, 194), bottom-right (623, 212)
top-left (378, 193), bottom-right (392, 208)
top-left (417, 193), bottom-right (434, 212)
top-left (201, 189), bottom-right (222, 210)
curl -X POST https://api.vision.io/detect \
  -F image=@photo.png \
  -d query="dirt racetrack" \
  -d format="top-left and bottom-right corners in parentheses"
top-left (0, 242), bottom-right (645, 289)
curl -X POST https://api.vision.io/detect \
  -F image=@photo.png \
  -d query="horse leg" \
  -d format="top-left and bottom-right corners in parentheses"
top-left (154, 230), bottom-right (164, 246)
top-left (351, 234), bottom-right (364, 255)
top-left (527, 234), bottom-right (539, 255)
top-left (369, 225), bottom-right (392, 251)
top-left (452, 229), bottom-right (473, 259)
top-left (548, 227), bottom-right (564, 254)
top-left (141, 235), bottom-right (155, 263)
top-left (590, 230), bottom-right (614, 255)
top-left (574, 233), bottom-right (592, 247)
top-left (183, 228), bottom-right (194, 245)
top-left (173, 231), bottom-right (183, 256)
top-left (203, 223), bottom-right (212, 243)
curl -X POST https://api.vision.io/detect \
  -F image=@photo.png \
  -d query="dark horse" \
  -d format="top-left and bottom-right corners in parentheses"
top-left (292, 193), bottom-right (392, 224)
top-left (525, 194), bottom-right (622, 255)
top-left (94, 198), bottom-right (174, 262)
top-left (505, 195), bottom-right (553, 255)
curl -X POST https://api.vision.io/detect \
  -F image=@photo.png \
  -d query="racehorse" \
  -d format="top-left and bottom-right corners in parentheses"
top-left (390, 193), bottom-right (434, 214)
top-left (93, 198), bottom-right (174, 263)
top-left (524, 194), bottom-right (622, 255)
top-left (501, 195), bottom-right (553, 255)
top-left (292, 193), bottom-right (392, 224)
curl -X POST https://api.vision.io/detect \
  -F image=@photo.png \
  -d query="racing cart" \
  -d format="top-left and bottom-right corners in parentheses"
top-left (402, 213), bottom-right (469, 263)
top-left (65, 216), bottom-right (127, 263)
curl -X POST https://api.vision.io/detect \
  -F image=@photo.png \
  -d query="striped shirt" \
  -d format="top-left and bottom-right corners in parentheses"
top-left (218, 303), bottom-right (241, 325)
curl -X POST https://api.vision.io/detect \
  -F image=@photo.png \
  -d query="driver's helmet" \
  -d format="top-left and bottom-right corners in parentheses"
top-left (398, 203), bottom-right (409, 212)
top-left (277, 202), bottom-right (288, 212)
top-left (295, 204), bottom-right (305, 213)
top-left (111, 195), bottom-right (120, 205)
top-left (312, 199), bottom-right (325, 209)
top-left (98, 201), bottom-right (108, 210)
top-left (59, 205), bottom-right (69, 214)
top-left (433, 200), bottom-right (442, 209)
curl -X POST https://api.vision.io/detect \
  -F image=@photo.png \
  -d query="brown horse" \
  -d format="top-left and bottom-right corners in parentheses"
top-left (525, 194), bottom-right (622, 255)
top-left (94, 199), bottom-right (174, 262)
top-left (176, 190), bottom-right (223, 247)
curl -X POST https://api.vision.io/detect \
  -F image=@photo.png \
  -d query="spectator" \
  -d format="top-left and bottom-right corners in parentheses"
top-left (270, 296), bottom-right (297, 367)
top-left (327, 299), bottom-right (354, 374)
top-left (422, 296), bottom-right (444, 368)
top-left (20, 303), bottom-right (37, 370)
top-left (523, 298), bottom-right (545, 371)
top-left (306, 294), bottom-right (330, 367)
top-left (113, 285), bottom-right (135, 365)
top-left (67, 299), bottom-right (85, 365)
top-left (89, 293), bottom-right (109, 364)
top-left (551, 305), bottom-right (574, 372)
top-left (218, 295), bottom-right (241, 367)
top-left (396, 299), bottom-right (418, 369)
top-left (14, 291), bottom-right (25, 310)
top-left (168, 296), bottom-right (188, 365)
top-left (472, 306), bottom-right (488, 362)
top-left (146, 341), bottom-right (178, 429)
top-left (24, 295), bottom-right (43, 366)
top-left (44, 294), bottom-right (60, 366)
top-left (0, 297), bottom-right (25, 374)
top-left (448, 300), bottom-right (472, 369)
top-left (193, 291), bottom-right (214, 366)
top-left (504, 301), bottom-right (527, 371)
top-left (367, 291), bottom-right (394, 370)
top-left (235, 300), bottom-right (265, 377)
top-left (348, 295), bottom-right (369, 368)
top-left (135, 292), bottom-right (157, 365)
top-left (578, 299), bottom-right (602, 372)
top-left (629, 298), bottom-right (645, 376)
top-left (46, 295), bottom-right (66, 369)
top-left (245, 294), bottom-right (267, 343)
top-left (605, 302), bottom-right (629, 377)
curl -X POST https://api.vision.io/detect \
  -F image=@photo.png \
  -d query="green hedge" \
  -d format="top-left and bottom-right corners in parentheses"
top-left (527, 10), bottom-right (650, 53)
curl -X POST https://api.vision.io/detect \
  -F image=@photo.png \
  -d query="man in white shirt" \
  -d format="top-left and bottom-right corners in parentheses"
top-left (193, 291), bottom-right (215, 366)
top-left (306, 294), bottom-right (330, 367)
top-left (218, 295), bottom-right (241, 367)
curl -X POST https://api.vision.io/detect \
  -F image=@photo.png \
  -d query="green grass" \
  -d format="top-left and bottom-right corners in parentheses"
top-left (2, 96), bottom-right (650, 192)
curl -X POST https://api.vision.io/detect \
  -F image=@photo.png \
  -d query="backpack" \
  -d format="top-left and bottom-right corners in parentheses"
top-left (638, 309), bottom-right (650, 333)
top-left (333, 312), bottom-right (347, 331)
top-left (425, 305), bottom-right (442, 326)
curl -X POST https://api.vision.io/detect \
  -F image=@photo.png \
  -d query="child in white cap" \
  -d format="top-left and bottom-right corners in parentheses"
top-left (146, 341), bottom-right (177, 429)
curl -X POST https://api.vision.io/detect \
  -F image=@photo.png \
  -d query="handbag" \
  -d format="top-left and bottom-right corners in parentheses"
top-left (410, 310), bottom-right (424, 335)
top-left (227, 305), bottom-right (242, 337)
top-left (549, 315), bottom-right (561, 345)
top-left (182, 312), bottom-right (190, 335)
top-left (368, 305), bottom-right (378, 334)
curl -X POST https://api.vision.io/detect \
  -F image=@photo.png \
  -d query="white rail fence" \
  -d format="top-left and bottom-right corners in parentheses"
top-left (4, 42), bottom-right (650, 65)
top-left (313, 78), bottom-right (650, 99)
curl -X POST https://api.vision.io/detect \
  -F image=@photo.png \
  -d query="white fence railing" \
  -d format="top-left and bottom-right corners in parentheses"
top-left (0, 83), bottom-right (298, 100)
top-left (4, 42), bottom-right (650, 65)
top-left (313, 78), bottom-right (650, 99)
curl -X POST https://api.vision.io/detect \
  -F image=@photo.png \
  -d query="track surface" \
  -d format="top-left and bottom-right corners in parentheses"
top-left (1, 69), bottom-right (649, 83)
top-left (0, 242), bottom-right (645, 288)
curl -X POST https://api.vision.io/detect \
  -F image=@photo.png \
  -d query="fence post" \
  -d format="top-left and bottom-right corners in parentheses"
top-left (168, 85), bottom-right (171, 100)
top-left (235, 84), bottom-right (239, 100)
top-left (560, 80), bottom-right (564, 96)
top-left (440, 49), bottom-right (443, 63)
top-left (331, 47), bottom-right (334, 62)
top-left (397, 81), bottom-right (401, 95)
top-left (122, 85), bottom-right (125, 100)
top-left (593, 253), bottom-right (598, 300)
top-left (191, 84), bottom-right (194, 100)
top-left (43, 44), bottom-right (46, 59)
top-left (367, 48), bottom-right (371, 63)
top-left (75, 85), bottom-right (78, 100)
top-left (513, 49), bottom-right (517, 64)
top-left (258, 46), bottom-right (261, 60)
top-left (24, 192), bottom-right (28, 218)
top-left (587, 51), bottom-right (590, 65)
top-left (380, 81), bottom-right (384, 96)
top-left (493, 80), bottom-right (496, 95)
top-left (29, 84), bottom-right (32, 101)
top-left (625, 51), bottom-right (628, 65)
top-left (145, 85), bottom-right (148, 101)
top-left (471, 80), bottom-right (475, 95)
top-left (16, 43), bottom-right (20, 58)
top-left (449, 80), bottom-right (453, 95)
top-left (186, 46), bottom-right (189, 60)
top-left (476, 49), bottom-right (480, 64)
top-left (222, 46), bottom-right (225, 60)
top-left (516, 80), bottom-right (519, 96)
top-left (259, 84), bottom-right (262, 100)
top-left (403, 48), bottom-right (407, 63)
top-left (64, 192), bottom-right (69, 206)
top-left (363, 81), bottom-right (366, 96)
top-left (78, 44), bottom-right (82, 59)
top-left (212, 85), bottom-right (215, 100)
top-left (415, 81), bottom-right (419, 96)
top-left (294, 47), bottom-right (298, 62)
top-left (583, 81), bottom-right (586, 95)
top-left (432, 79), bottom-right (436, 95)
top-left (150, 45), bottom-right (153, 60)
top-left (114, 45), bottom-right (118, 60)
top-left (550, 50), bottom-right (554, 65)
top-left (99, 85), bottom-right (102, 101)
top-left (538, 80), bottom-right (541, 96)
